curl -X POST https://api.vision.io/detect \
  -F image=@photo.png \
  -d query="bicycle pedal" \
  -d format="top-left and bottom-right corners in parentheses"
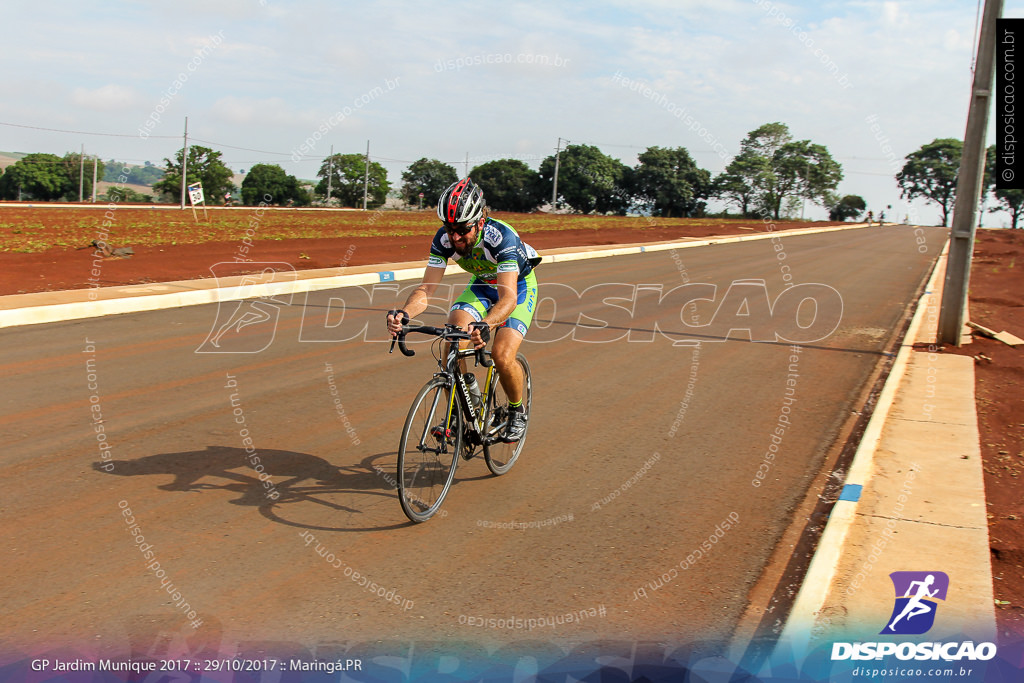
top-left (430, 426), bottom-right (453, 440)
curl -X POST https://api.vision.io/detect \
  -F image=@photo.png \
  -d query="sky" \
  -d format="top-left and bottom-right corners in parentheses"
top-left (0, 0), bottom-right (1019, 225)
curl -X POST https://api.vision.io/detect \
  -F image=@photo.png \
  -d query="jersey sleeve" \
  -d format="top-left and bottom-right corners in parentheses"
top-left (485, 220), bottom-right (536, 276)
top-left (427, 228), bottom-right (453, 268)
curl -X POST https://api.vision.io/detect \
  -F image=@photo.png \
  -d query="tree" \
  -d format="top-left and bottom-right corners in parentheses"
top-left (241, 164), bottom-right (307, 206)
top-left (632, 146), bottom-right (711, 217)
top-left (400, 158), bottom-right (458, 206)
top-left (714, 148), bottom-right (768, 217)
top-left (897, 138), bottom-right (962, 227)
top-left (538, 144), bottom-right (630, 214)
top-left (990, 189), bottom-right (1024, 228)
top-left (153, 146), bottom-right (235, 203)
top-left (469, 159), bottom-right (545, 212)
top-left (983, 143), bottom-right (1024, 228)
top-left (984, 144), bottom-right (997, 199)
top-left (59, 153), bottom-right (106, 201)
top-left (769, 140), bottom-right (842, 218)
top-left (0, 153), bottom-right (71, 200)
top-left (781, 196), bottom-right (803, 219)
top-left (316, 153), bottom-right (390, 208)
top-left (829, 194), bottom-right (867, 221)
top-left (716, 122), bottom-right (843, 219)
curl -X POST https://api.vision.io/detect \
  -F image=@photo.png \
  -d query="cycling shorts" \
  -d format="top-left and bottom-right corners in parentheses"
top-left (450, 270), bottom-right (538, 337)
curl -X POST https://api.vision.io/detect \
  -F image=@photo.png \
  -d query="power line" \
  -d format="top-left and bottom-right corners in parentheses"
top-left (189, 137), bottom-right (293, 156)
top-left (0, 120), bottom-right (178, 139)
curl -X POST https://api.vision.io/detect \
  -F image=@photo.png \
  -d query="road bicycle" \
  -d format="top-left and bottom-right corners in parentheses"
top-left (389, 323), bottom-right (532, 523)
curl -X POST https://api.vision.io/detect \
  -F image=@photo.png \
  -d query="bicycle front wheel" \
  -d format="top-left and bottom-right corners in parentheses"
top-left (483, 353), bottom-right (531, 476)
top-left (397, 377), bottom-right (463, 523)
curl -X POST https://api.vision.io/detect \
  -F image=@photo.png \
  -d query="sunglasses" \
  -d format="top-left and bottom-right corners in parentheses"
top-left (443, 221), bottom-right (476, 236)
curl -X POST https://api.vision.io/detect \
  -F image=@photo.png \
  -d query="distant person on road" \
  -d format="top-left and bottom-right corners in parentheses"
top-left (386, 178), bottom-right (541, 442)
top-left (879, 211), bottom-right (886, 225)
top-left (224, 192), bottom-right (232, 207)
top-left (866, 210), bottom-right (874, 226)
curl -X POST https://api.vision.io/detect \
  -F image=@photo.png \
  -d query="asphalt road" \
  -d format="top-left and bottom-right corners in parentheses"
top-left (1, 225), bottom-right (948, 665)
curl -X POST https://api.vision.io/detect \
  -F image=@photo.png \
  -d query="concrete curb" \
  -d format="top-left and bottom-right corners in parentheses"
top-left (772, 237), bottom-right (994, 656)
top-left (0, 223), bottom-right (868, 329)
top-left (775, 242), bottom-right (951, 641)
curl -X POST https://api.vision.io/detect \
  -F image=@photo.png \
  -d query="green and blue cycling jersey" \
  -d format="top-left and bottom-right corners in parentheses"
top-left (427, 217), bottom-right (541, 336)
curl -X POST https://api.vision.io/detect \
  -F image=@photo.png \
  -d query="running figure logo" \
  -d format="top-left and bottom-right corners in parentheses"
top-left (881, 571), bottom-right (949, 635)
top-left (196, 263), bottom-right (296, 354)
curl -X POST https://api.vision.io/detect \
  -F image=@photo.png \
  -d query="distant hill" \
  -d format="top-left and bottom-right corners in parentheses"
top-left (0, 156), bottom-right (302, 200)
top-left (0, 152), bottom-right (26, 171)
top-left (0, 154), bottom-right (167, 187)
top-left (102, 160), bottom-right (164, 186)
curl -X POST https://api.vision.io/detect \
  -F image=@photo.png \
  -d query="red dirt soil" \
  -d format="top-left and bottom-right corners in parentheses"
top-left (943, 228), bottom-right (1024, 644)
top-left (0, 208), bottom-right (837, 296)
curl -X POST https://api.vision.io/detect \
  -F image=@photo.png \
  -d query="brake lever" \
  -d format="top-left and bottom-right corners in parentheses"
top-left (399, 333), bottom-right (415, 356)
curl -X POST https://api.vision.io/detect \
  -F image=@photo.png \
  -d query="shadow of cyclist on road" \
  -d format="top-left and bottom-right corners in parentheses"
top-left (94, 445), bottom-right (389, 506)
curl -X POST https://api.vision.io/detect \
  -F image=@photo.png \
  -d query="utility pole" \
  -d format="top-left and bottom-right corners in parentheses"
top-left (180, 116), bottom-right (189, 210)
top-left (327, 144), bottom-right (333, 207)
top-left (363, 140), bottom-right (370, 211)
top-left (938, 0), bottom-right (1003, 344)
top-left (79, 144), bottom-right (85, 202)
top-left (464, 152), bottom-right (469, 178)
top-left (91, 156), bottom-right (98, 203)
top-left (552, 137), bottom-right (565, 211)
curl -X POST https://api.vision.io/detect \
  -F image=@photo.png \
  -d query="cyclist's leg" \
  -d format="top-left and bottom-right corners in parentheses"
top-left (491, 271), bottom-right (537, 404)
top-left (448, 307), bottom-right (476, 331)
top-left (449, 280), bottom-right (492, 329)
top-left (491, 327), bottom-right (525, 403)
top-left (449, 280), bottom-right (493, 372)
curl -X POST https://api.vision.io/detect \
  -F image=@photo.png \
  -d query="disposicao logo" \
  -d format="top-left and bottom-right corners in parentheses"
top-left (881, 571), bottom-right (949, 635)
top-left (831, 570), bottom-right (998, 663)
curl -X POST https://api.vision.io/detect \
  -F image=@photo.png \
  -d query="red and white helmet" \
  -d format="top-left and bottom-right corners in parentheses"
top-left (437, 177), bottom-right (485, 226)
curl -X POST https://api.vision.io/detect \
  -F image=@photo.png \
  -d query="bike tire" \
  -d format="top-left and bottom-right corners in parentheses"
top-left (397, 377), bottom-right (462, 522)
top-left (483, 353), bottom-right (531, 476)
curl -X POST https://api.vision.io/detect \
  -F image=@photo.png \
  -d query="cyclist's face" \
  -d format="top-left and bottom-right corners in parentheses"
top-left (447, 219), bottom-right (480, 255)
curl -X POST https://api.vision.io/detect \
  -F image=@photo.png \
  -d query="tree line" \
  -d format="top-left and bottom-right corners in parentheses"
top-left (3, 123), bottom-right (1019, 227)
top-left (0, 122), bottom-right (849, 217)
top-left (0, 152), bottom-right (107, 202)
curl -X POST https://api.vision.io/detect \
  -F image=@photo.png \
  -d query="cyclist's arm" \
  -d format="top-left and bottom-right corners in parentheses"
top-left (399, 264), bottom-right (446, 319)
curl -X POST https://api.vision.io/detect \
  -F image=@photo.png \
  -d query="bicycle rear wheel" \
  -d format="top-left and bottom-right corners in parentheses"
top-left (397, 377), bottom-right (463, 522)
top-left (483, 353), bottom-right (531, 476)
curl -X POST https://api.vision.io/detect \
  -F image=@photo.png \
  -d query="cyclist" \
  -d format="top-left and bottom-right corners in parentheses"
top-left (387, 177), bottom-right (540, 442)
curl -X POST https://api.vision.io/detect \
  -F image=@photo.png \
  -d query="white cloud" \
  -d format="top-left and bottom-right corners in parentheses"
top-left (70, 85), bottom-right (142, 111)
top-left (882, 2), bottom-right (910, 28)
top-left (209, 96), bottom-right (317, 128)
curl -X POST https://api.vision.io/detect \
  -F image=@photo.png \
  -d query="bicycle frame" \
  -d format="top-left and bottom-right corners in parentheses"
top-left (441, 346), bottom-right (500, 447)
top-left (391, 324), bottom-right (503, 449)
